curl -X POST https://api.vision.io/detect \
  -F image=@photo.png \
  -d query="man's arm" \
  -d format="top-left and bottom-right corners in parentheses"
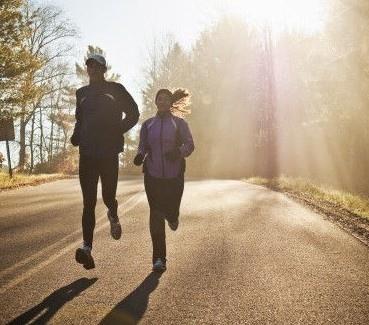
top-left (70, 89), bottom-right (81, 146)
top-left (137, 121), bottom-right (148, 157)
top-left (133, 121), bottom-right (148, 166)
top-left (116, 84), bottom-right (140, 134)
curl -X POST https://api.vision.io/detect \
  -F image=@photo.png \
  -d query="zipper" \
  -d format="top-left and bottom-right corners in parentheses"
top-left (160, 118), bottom-right (165, 177)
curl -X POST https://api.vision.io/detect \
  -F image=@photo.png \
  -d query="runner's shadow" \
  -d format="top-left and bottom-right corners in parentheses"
top-left (100, 272), bottom-right (162, 325)
top-left (8, 277), bottom-right (98, 325)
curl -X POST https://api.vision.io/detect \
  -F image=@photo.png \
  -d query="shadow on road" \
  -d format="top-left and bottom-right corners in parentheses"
top-left (8, 277), bottom-right (98, 325)
top-left (99, 272), bottom-right (162, 325)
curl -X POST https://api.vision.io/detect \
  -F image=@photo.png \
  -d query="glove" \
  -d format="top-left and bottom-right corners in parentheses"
top-left (70, 132), bottom-right (79, 146)
top-left (133, 153), bottom-right (144, 166)
top-left (165, 148), bottom-right (181, 162)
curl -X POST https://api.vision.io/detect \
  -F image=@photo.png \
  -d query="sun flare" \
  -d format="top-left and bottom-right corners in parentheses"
top-left (225, 0), bottom-right (328, 34)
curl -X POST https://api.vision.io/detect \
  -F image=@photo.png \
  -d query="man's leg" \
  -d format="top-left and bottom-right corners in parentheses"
top-left (100, 154), bottom-right (121, 239)
top-left (76, 154), bottom-right (99, 269)
top-left (79, 155), bottom-right (99, 248)
top-left (100, 154), bottom-right (118, 211)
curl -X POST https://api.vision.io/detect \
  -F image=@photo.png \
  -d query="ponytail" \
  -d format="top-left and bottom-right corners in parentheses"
top-left (155, 88), bottom-right (191, 117)
top-left (171, 88), bottom-right (191, 115)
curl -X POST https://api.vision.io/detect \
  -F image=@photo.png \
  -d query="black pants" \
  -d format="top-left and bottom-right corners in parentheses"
top-left (144, 173), bottom-right (184, 263)
top-left (79, 154), bottom-right (119, 248)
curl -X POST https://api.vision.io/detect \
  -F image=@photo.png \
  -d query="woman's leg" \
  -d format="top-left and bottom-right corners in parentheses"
top-left (145, 174), bottom-right (166, 263)
top-left (165, 175), bottom-right (184, 223)
top-left (149, 208), bottom-right (166, 263)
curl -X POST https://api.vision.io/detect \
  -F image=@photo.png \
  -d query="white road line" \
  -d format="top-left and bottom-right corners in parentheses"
top-left (0, 192), bottom-right (144, 294)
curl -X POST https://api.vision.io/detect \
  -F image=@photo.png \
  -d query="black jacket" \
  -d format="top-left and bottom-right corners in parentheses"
top-left (71, 81), bottom-right (139, 156)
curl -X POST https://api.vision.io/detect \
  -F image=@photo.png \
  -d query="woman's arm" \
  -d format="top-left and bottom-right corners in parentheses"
top-left (178, 119), bottom-right (195, 158)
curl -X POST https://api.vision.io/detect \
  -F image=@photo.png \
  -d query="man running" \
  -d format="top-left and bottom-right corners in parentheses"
top-left (71, 53), bottom-right (139, 269)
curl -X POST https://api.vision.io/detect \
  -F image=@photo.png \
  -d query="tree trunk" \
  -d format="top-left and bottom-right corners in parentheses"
top-left (62, 129), bottom-right (68, 151)
top-left (56, 127), bottom-right (61, 153)
top-left (29, 112), bottom-right (36, 173)
top-left (49, 118), bottom-right (54, 161)
top-left (18, 115), bottom-right (26, 170)
top-left (39, 108), bottom-right (44, 164)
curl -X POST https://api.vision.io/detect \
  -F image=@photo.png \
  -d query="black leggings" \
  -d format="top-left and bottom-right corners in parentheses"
top-left (144, 173), bottom-right (184, 262)
top-left (79, 154), bottom-right (119, 248)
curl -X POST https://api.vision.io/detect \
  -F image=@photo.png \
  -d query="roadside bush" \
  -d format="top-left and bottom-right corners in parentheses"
top-left (34, 147), bottom-right (79, 174)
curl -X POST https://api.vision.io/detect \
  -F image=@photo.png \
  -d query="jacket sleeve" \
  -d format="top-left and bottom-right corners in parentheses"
top-left (137, 121), bottom-right (148, 157)
top-left (178, 119), bottom-right (195, 158)
top-left (116, 84), bottom-right (140, 134)
top-left (70, 90), bottom-right (81, 146)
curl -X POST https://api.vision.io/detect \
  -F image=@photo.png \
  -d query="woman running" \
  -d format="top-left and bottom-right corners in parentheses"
top-left (133, 88), bottom-right (195, 272)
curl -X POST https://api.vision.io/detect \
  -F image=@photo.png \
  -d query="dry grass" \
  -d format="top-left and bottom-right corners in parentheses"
top-left (246, 176), bottom-right (369, 220)
top-left (0, 171), bottom-right (68, 190)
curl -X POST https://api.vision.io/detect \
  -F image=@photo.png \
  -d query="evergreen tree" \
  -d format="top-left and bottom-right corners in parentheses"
top-left (75, 45), bottom-right (120, 86)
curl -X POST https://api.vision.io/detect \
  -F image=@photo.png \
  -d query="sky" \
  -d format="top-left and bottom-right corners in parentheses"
top-left (47, 0), bottom-right (328, 101)
top-left (48, 0), bottom-right (227, 101)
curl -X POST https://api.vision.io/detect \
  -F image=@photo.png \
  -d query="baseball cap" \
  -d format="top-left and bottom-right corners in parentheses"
top-left (86, 54), bottom-right (107, 67)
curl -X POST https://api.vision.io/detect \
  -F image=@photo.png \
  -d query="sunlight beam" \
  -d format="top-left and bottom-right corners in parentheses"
top-left (223, 0), bottom-right (328, 35)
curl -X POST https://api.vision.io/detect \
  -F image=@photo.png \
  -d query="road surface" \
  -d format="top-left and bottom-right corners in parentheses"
top-left (0, 177), bottom-right (368, 324)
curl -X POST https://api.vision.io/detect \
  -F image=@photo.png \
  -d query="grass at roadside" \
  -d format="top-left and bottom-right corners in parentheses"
top-left (246, 176), bottom-right (369, 221)
top-left (0, 171), bottom-right (69, 190)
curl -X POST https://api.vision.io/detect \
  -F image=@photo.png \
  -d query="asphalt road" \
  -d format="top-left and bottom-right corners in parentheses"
top-left (0, 177), bottom-right (368, 324)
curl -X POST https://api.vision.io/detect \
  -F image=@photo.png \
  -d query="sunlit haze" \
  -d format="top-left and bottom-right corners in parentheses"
top-left (49, 0), bottom-right (328, 97)
top-left (229, 0), bottom-right (327, 34)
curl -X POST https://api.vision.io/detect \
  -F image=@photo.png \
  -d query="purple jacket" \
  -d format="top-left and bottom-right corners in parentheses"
top-left (137, 112), bottom-right (195, 178)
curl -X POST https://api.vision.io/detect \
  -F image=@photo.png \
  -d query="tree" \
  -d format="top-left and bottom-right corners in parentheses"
top-left (16, 1), bottom-right (77, 170)
top-left (0, 152), bottom-right (4, 168)
top-left (75, 45), bottom-right (120, 86)
top-left (142, 37), bottom-right (191, 120)
top-left (0, 0), bottom-right (39, 118)
top-left (187, 18), bottom-right (261, 177)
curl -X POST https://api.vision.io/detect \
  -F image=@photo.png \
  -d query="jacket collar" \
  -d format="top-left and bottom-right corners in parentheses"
top-left (156, 111), bottom-right (173, 119)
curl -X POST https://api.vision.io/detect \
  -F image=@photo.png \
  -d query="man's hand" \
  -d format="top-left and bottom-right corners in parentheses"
top-left (165, 148), bottom-right (181, 162)
top-left (133, 153), bottom-right (144, 166)
top-left (70, 133), bottom-right (79, 146)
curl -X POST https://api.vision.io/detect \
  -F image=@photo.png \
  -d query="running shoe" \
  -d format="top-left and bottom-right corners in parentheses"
top-left (107, 210), bottom-right (122, 240)
top-left (168, 219), bottom-right (179, 231)
top-left (75, 247), bottom-right (95, 270)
